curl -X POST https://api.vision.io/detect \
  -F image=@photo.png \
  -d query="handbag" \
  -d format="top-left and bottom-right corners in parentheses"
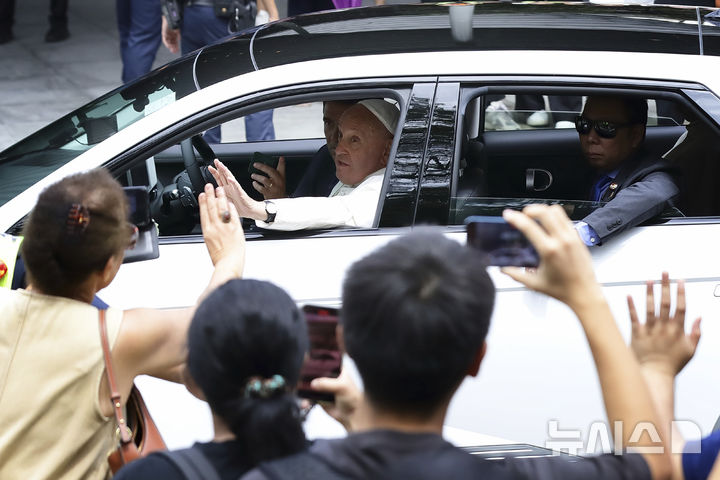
top-left (98, 310), bottom-right (167, 473)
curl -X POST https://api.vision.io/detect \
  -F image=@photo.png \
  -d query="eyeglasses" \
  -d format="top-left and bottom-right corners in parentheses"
top-left (575, 116), bottom-right (633, 139)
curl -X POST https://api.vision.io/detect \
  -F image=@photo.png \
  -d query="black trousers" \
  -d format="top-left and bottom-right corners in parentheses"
top-left (0, 0), bottom-right (68, 29)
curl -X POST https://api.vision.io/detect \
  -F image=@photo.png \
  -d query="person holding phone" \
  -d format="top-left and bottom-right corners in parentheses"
top-left (210, 99), bottom-right (398, 231)
top-left (114, 279), bottom-right (309, 479)
top-left (574, 95), bottom-right (679, 246)
top-left (242, 205), bottom-right (671, 480)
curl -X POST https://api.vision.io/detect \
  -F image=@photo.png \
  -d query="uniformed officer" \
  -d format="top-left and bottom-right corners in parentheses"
top-left (160, 0), bottom-right (279, 142)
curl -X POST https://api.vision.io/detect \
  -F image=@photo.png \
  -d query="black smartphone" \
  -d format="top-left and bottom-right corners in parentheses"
top-left (248, 152), bottom-right (279, 178)
top-left (297, 305), bottom-right (342, 402)
top-left (466, 215), bottom-right (539, 268)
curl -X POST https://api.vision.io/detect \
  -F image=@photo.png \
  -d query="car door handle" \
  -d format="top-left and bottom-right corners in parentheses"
top-left (525, 168), bottom-right (553, 192)
top-left (713, 285), bottom-right (720, 297)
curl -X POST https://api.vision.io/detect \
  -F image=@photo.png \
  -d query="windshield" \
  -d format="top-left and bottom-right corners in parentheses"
top-left (0, 58), bottom-right (194, 207)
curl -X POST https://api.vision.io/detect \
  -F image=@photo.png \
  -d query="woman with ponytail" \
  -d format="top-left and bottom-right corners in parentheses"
top-left (114, 279), bottom-right (309, 479)
top-left (0, 169), bottom-right (245, 479)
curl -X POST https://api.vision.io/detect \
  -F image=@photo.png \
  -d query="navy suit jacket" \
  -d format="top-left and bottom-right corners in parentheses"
top-left (582, 150), bottom-right (680, 243)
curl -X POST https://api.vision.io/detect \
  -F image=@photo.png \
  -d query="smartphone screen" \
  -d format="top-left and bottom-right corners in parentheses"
top-left (248, 152), bottom-right (279, 178)
top-left (297, 305), bottom-right (342, 402)
top-left (466, 215), bottom-right (539, 268)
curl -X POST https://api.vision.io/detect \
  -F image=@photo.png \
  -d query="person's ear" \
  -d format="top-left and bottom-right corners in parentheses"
top-left (336, 325), bottom-right (346, 354)
top-left (467, 341), bottom-right (487, 378)
top-left (99, 252), bottom-right (123, 289)
top-left (629, 124), bottom-right (645, 149)
top-left (182, 365), bottom-right (207, 401)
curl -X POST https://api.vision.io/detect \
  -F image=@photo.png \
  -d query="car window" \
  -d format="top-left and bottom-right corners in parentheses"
top-left (451, 89), bottom-right (720, 227)
top-left (127, 96), bottom-right (403, 237)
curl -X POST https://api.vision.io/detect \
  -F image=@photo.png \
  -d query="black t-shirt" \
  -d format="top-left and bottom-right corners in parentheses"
top-left (114, 440), bottom-right (252, 480)
top-left (242, 430), bottom-right (651, 480)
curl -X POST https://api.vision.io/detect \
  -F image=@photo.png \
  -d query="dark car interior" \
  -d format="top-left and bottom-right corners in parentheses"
top-left (452, 90), bottom-right (720, 223)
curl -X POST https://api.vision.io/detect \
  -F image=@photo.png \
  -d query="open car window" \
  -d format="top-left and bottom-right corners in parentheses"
top-left (118, 94), bottom-right (405, 237)
top-left (451, 88), bottom-right (720, 228)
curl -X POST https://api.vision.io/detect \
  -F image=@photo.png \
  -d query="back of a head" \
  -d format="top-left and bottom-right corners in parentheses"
top-left (21, 169), bottom-right (128, 298)
top-left (188, 279), bottom-right (309, 465)
top-left (341, 230), bottom-right (495, 416)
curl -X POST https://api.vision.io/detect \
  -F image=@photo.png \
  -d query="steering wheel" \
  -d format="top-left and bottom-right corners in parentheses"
top-left (181, 134), bottom-right (217, 195)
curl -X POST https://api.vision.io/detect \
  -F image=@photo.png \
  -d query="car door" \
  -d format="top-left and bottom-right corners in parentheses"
top-left (420, 78), bottom-right (720, 450)
top-left (92, 79), bottom-right (437, 448)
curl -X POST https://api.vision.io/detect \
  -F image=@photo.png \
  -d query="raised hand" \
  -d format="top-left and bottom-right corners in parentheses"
top-left (502, 204), bottom-right (601, 310)
top-left (628, 272), bottom-right (701, 376)
top-left (208, 159), bottom-right (266, 221)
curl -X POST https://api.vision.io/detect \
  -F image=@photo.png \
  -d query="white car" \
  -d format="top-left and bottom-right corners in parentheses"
top-left (2, 2), bottom-right (720, 454)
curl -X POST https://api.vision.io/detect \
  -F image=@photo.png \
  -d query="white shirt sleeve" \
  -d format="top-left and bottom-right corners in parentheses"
top-left (256, 169), bottom-right (386, 231)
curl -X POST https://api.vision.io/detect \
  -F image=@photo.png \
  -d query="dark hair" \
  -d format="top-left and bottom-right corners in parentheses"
top-left (588, 95), bottom-right (648, 125)
top-left (21, 168), bottom-right (129, 297)
top-left (188, 279), bottom-right (308, 465)
top-left (341, 230), bottom-right (495, 416)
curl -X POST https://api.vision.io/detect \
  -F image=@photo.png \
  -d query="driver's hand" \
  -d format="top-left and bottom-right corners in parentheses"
top-left (208, 159), bottom-right (266, 221)
top-left (252, 157), bottom-right (287, 200)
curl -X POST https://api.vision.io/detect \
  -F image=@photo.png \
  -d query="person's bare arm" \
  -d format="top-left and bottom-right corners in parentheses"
top-left (628, 273), bottom-right (701, 479)
top-left (503, 205), bottom-right (672, 480)
top-left (107, 185), bottom-right (245, 410)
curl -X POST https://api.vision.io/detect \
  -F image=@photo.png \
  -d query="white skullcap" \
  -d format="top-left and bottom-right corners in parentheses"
top-left (358, 99), bottom-right (400, 135)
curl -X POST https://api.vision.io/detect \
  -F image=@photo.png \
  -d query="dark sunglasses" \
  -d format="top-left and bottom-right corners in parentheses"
top-left (575, 116), bottom-right (633, 139)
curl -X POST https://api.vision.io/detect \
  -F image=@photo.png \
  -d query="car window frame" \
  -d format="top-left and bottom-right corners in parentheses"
top-left (416, 77), bottom-right (720, 227)
top-left (90, 79), bottom-right (435, 242)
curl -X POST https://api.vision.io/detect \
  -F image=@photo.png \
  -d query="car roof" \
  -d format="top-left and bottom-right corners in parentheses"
top-left (189, 2), bottom-right (720, 90)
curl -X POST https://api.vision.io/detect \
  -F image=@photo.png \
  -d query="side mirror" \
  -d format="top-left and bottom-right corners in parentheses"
top-left (123, 186), bottom-right (159, 264)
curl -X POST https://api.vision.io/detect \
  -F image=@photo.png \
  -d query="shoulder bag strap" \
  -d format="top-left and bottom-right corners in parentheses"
top-left (98, 309), bottom-right (132, 446)
top-left (155, 448), bottom-right (222, 480)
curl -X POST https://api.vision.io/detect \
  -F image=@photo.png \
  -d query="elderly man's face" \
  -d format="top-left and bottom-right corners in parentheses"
top-left (334, 104), bottom-right (393, 186)
top-left (579, 97), bottom-right (645, 173)
top-left (323, 101), bottom-right (353, 160)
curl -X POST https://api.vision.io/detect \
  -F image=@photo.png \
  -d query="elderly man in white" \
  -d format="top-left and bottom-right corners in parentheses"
top-left (210, 99), bottom-right (399, 231)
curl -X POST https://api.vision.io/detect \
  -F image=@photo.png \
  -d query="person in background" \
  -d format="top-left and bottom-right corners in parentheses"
top-left (117, 0), bottom-right (162, 84)
top-left (0, 0), bottom-right (70, 44)
top-left (0, 170), bottom-right (244, 479)
top-left (115, 278), bottom-right (309, 479)
top-left (161, 0), bottom-right (279, 143)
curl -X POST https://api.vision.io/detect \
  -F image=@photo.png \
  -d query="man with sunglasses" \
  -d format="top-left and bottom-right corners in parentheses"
top-left (574, 95), bottom-right (679, 246)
